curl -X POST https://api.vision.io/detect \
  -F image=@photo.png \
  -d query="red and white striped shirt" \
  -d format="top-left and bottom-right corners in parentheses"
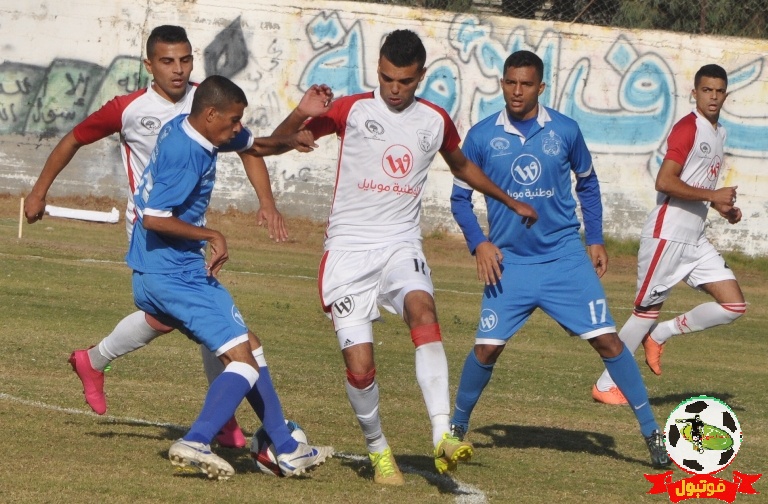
top-left (305, 88), bottom-right (460, 250)
top-left (641, 109), bottom-right (726, 245)
top-left (73, 83), bottom-right (197, 229)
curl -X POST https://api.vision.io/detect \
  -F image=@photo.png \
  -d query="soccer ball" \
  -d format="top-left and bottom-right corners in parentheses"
top-left (250, 420), bottom-right (308, 476)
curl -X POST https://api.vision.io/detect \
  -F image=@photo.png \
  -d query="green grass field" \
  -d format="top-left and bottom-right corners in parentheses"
top-left (1, 193), bottom-right (765, 503)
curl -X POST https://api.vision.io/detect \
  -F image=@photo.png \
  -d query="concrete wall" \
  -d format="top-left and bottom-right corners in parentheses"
top-left (1, 0), bottom-right (767, 254)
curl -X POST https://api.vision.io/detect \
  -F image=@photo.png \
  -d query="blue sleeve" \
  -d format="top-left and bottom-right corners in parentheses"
top-left (575, 169), bottom-right (603, 245)
top-left (451, 133), bottom-right (488, 255)
top-left (218, 126), bottom-right (253, 153)
top-left (451, 183), bottom-right (487, 255)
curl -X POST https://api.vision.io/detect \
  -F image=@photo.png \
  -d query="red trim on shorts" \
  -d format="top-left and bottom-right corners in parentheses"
top-left (632, 309), bottom-right (660, 320)
top-left (634, 239), bottom-right (667, 307)
top-left (318, 251), bottom-right (331, 313)
top-left (346, 368), bottom-right (375, 389)
top-left (653, 196), bottom-right (671, 238)
top-left (411, 323), bottom-right (442, 347)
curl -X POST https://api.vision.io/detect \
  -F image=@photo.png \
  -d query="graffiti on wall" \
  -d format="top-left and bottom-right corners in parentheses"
top-left (0, 21), bottom-right (249, 137)
top-left (2, 12), bottom-right (768, 164)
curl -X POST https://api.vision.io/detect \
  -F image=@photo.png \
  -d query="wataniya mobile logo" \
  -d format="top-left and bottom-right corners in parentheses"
top-left (645, 396), bottom-right (761, 502)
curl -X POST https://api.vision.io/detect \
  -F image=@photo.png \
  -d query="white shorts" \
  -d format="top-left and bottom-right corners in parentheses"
top-left (634, 236), bottom-right (736, 307)
top-left (319, 241), bottom-right (434, 331)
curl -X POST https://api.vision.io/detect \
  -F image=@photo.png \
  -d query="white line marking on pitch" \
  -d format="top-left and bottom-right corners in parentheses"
top-left (0, 392), bottom-right (488, 503)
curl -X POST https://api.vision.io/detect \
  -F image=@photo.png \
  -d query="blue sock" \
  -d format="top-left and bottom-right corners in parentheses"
top-left (185, 370), bottom-right (252, 444)
top-left (603, 345), bottom-right (659, 437)
top-left (451, 349), bottom-right (495, 431)
top-left (245, 366), bottom-right (298, 455)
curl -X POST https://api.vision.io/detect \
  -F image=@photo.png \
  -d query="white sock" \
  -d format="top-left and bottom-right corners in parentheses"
top-left (596, 310), bottom-right (658, 391)
top-left (91, 311), bottom-right (163, 371)
top-left (345, 380), bottom-right (388, 453)
top-left (415, 341), bottom-right (451, 447)
top-left (651, 302), bottom-right (746, 344)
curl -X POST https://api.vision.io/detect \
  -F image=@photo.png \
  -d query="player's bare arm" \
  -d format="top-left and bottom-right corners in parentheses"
top-left (474, 241), bottom-right (504, 285)
top-left (245, 130), bottom-right (318, 156)
top-left (25, 131), bottom-right (84, 223)
top-left (142, 215), bottom-right (228, 276)
top-left (587, 243), bottom-right (609, 278)
top-left (656, 158), bottom-right (737, 206)
top-left (238, 152), bottom-right (288, 242)
top-left (442, 147), bottom-right (538, 227)
top-left (272, 84), bottom-right (334, 136)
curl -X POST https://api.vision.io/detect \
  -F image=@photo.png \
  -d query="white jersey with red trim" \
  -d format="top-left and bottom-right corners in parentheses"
top-left (305, 88), bottom-right (461, 251)
top-left (73, 83), bottom-right (196, 228)
top-left (640, 109), bottom-right (726, 245)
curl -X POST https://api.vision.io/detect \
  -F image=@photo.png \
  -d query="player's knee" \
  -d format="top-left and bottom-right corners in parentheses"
top-left (474, 343), bottom-right (504, 365)
top-left (346, 367), bottom-right (376, 389)
top-left (145, 312), bottom-right (173, 333)
top-left (410, 322), bottom-right (442, 347)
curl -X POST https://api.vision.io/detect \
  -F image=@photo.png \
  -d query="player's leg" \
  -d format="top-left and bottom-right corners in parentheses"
top-left (69, 310), bottom-right (171, 414)
top-left (543, 252), bottom-right (670, 468)
top-left (595, 237), bottom-right (681, 394)
top-left (199, 346), bottom-right (246, 449)
top-left (322, 249), bottom-right (401, 484)
top-left (451, 260), bottom-right (533, 440)
top-left (381, 243), bottom-right (472, 473)
top-left (644, 242), bottom-right (746, 374)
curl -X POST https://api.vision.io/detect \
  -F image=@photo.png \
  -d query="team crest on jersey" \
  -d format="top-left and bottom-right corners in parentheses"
top-left (700, 142), bottom-right (712, 155)
top-left (231, 305), bottom-right (246, 327)
top-left (365, 120), bottom-right (385, 140)
top-left (490, 137), bottom-right (510, 151)
top-left (541, 130), bottom-right (562, 156)
top-left (382, 144), bottom-right (414, 179)
top-left (140, 116), bottom-right (162, 135)
top-left (511, 154), bottom-right (541, 185)
top-left (332, 296), bottom-right (355, 318)
top-left (416, 129), bottom-right (434, 153)
top-left (479, 309), bottom-right (498, 332)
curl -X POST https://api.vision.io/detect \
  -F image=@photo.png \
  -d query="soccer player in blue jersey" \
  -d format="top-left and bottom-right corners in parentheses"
top-left (448, 50), bottom-right (671, 468)
top-left (127, 75), bottom-right (334, 479)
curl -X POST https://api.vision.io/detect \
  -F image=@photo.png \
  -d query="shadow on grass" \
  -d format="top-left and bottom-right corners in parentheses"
top-left (472, 423), bottom-right (648, 466)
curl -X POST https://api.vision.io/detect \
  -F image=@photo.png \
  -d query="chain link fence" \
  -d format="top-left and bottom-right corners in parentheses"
top-left (358, 0), bottom-right (768, 38)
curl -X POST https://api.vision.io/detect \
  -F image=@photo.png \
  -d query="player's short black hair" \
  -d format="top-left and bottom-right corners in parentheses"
top-left (146, 25), bottom-right (190, 59)
top-left (190, 75), bottom-right (247, 115)
top-left (380, 29), bottom-right (426, 70)
top-left (503, 50), bottom-right (544, 82)
top-left (695, 64), bottom-right (728, 88)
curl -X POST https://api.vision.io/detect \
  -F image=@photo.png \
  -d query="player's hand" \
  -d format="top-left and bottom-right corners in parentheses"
top-left (290, 130), bottom-right (318, 153)
top-left (24, 193), bottom-right (47, 223)
top-left (508, 200), bottom-right (538, 228)
top-left (297, 84), bottom-right (334, 118)
top-left (206, 230), bottom-right (229, 277)
top-left (710, 186), bottom-right (738, 207)
top-left (587, 243), bottom-right (609, 278)
top-left (256, 203), bottom-right (288, 242)
top-left (475, 241), bottom-right (504, 285)
top-left (713, 202), bottom-right (742, 225)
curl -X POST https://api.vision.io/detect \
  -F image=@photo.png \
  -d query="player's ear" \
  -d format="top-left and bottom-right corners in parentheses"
top-left (143, 58), bottom-right (152, 75)
top-left (538, 81), bottom-right (546, 96)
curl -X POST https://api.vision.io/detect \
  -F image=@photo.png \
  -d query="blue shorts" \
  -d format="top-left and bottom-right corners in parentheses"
top-left (132, 268), bottom-right (249, 355)
top-left (475, 251), bottom-right (616, 343)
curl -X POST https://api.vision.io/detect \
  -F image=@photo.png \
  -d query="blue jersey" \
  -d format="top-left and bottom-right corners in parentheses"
top-left (126, 115), bottom-right (251, 273)
top-left (452, 105), bottom-right (603, 264)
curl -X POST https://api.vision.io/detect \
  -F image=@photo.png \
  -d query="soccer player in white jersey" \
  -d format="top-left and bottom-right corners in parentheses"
top-left (449, 50), bottom-right (671, 469)
top-left (23, 25), bottom-right (286, 448)
top-left (273, 30), bottom-right (537, 485)
top-left (592, 64), bottom-right (745, 404)
top-left (127, 75), bottom-right (333, 479)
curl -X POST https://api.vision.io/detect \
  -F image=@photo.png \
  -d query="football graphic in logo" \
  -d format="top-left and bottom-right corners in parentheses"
top-left (664, 396), bottom-right (742, 475)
